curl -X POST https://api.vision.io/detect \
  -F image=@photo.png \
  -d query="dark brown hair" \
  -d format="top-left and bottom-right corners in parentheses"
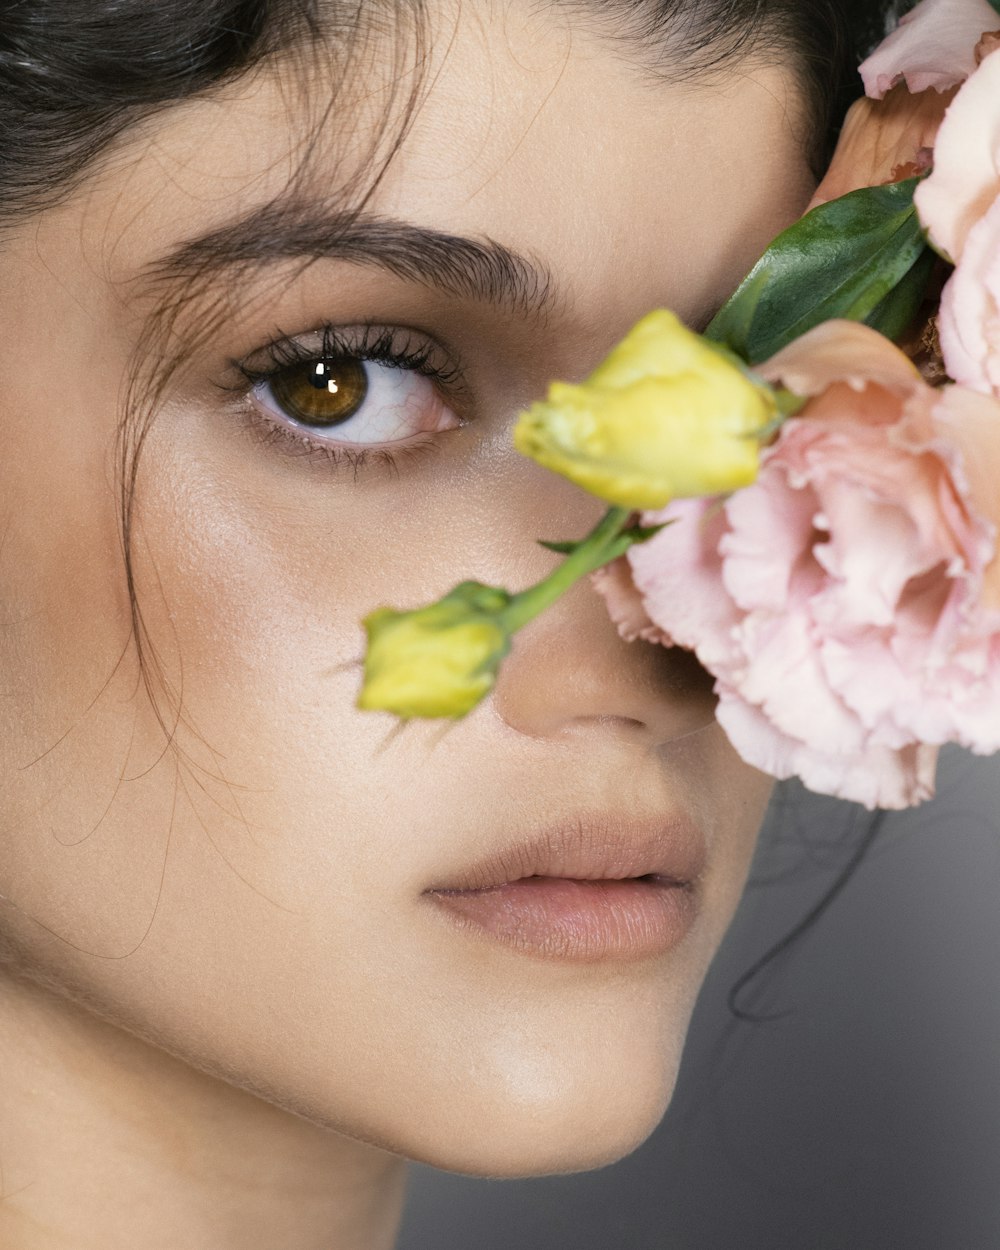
top-left (0, 0), bottom-right (896, 229)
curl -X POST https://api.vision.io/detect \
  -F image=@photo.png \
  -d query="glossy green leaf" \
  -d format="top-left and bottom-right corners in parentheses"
top-left (706, 178), bottom-right (934, 363)
top-left (863, 244), bottom-right (937, 342)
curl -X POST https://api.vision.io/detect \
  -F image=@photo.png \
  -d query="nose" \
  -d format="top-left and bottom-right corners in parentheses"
top-left (491, 543), bottom-right (717, 747)
top-left (459, 419), bottom-right (717, 748)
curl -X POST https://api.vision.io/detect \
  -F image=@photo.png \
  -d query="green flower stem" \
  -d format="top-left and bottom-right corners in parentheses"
top-left (500, 507), bottom-right (632, 634)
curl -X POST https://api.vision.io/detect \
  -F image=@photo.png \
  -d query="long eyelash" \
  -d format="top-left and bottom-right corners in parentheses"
top-left (225, 323), bottom-right (465, 473)
top-left (232, 323), bottom-right (464, 392)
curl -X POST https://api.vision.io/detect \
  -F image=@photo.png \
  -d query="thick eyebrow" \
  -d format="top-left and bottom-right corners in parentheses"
top-left (144, 200), bottom-right (556, 318)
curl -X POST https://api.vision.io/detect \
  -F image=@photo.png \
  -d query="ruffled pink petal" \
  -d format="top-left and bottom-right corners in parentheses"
top-left (820, 630), bottom-right (948, 747)
top-left (626, 498), bottom-right (742, 672)
top-left (591, 557), bottom-right (673, 647)
top-left (712, 694), bottom-right (802, 783)
top-left (809, 443), bottom-right (953, 629)
top-left (715, 691), bottom-right (940, 810)
top-left (816, 491), bottom-right (931, 628)
top-left (937, 195), bottom-right (1000, 393)
top-left (914, 48), bottom-right (1000, 261)
top-left (859, 0), bottom-right (999, 98)
top-left (937, 665), bottom-right (1000, 751)
top-left (927, 385), bottom-right (1000, 614)
top-left (718, 466), bottom-right (821, 614)
top-left (732, 612), bottom-right (869, 754)
top-left (756, 320), bottom-right (922, 399)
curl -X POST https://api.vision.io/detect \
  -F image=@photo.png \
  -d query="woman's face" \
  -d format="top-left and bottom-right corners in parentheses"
top-left (0, 4), bottom-right (811, 1174)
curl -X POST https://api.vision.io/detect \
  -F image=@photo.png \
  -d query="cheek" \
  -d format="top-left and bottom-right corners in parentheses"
top-left (0, 340), bottom-right (132, 746)
top-left (124, 394), bottom-right (593, 820)
top-left (0, 331), bottom-right (179, 957)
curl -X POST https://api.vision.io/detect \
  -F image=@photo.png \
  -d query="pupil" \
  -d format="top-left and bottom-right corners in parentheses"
top-left (309, 362), bottom-right (334, 390)
top-left (272, 356), bottom-right (368, 427)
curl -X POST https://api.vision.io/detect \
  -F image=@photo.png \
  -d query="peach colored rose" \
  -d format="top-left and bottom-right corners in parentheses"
top-left (859, 0), bottom-right (999, 98)
top-left (915, 48), bottom-right (1000, 394)
top-left (596, 322), bottom-right (1000, 809)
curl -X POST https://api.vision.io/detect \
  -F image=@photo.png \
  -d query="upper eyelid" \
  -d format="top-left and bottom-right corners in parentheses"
top-left (232, 323), bottom-right (463, 384)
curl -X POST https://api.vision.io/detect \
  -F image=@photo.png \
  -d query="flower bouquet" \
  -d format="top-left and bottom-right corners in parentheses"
top-left (360, 0), bottom-right (1000, 811)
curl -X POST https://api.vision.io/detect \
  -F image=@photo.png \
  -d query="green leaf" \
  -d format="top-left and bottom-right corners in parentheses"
top-left (706, 178), bottom-right (933, 363)
top-left (863, 244), bottom-right (936, 342)
top-left (989, 0), bottom-right (1000, 16)
top-left (537, 538), bottom-right (579, 555)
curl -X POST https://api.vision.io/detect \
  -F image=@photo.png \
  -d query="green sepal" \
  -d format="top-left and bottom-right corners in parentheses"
top-left (538, 518), bottom-right (669, 559)
top-left (773, 387), bottom-right (808, 419)
top-left (706, 178), bottom-right (934, 363)
top-left (621, 522), bottom-right (669, 545)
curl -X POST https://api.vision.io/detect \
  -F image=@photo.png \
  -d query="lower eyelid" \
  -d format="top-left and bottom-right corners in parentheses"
top-left (236, 395), bottom-right (449, 475)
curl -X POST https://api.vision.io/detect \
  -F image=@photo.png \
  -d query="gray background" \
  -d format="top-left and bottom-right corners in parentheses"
top-left (398, 747), bottom-right (1000, 1248)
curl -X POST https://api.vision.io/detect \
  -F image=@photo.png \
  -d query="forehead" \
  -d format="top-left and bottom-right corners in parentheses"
top-left (28, 2), bottom-right (814, 333)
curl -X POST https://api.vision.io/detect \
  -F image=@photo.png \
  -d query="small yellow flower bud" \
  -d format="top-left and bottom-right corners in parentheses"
top-left (514, 309), bottom-right (776, 509)
top-left (358, 582), bottom-right (512, 720)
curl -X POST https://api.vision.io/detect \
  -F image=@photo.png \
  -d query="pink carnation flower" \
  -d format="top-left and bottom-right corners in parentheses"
top-left (859, 0), bottom-right (999, 98)
top-left (595, 322), bottom-right (1000, 809)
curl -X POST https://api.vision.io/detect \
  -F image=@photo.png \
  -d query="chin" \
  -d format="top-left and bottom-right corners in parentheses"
top-left (404, 1086), bottom-right (678, 1180)
top-left (374, 1031), bottom-right (686, 1180)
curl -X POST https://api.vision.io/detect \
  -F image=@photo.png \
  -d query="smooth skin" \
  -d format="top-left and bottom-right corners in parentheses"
top-left (0, 3), bottom-right (813, 1247)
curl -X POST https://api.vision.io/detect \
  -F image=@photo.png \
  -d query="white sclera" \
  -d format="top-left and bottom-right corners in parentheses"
top-left (253, 359), bottom-right (458, 445)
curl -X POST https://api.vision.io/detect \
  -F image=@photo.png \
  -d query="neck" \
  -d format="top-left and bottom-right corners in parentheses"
top-left (0, 972), bottom-right (407, 1250)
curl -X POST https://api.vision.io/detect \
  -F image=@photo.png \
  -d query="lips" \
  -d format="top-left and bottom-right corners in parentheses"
top-left (423, 817), bottom-right (705, 963)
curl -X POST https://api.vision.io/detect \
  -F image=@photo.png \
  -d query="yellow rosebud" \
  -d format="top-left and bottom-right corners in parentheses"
top-left (513, 309), bottom-right (776, 509)
top-left (358, 582), bottom-right (512, 720)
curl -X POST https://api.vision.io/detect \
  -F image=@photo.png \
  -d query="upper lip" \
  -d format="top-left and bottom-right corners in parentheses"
top-left (424, 813), bottom-right (706, 894)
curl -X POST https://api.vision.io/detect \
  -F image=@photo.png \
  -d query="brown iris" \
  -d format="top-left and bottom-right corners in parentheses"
top-left (270, 357), bottom-right (368, 427)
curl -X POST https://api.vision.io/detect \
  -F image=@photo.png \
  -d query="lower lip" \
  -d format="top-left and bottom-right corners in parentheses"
top-left (426, 876), bottom-right (697, 963)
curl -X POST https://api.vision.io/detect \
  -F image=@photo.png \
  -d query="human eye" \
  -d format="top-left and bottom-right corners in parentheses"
top-left (231, 324), bottom-right (466, 468)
